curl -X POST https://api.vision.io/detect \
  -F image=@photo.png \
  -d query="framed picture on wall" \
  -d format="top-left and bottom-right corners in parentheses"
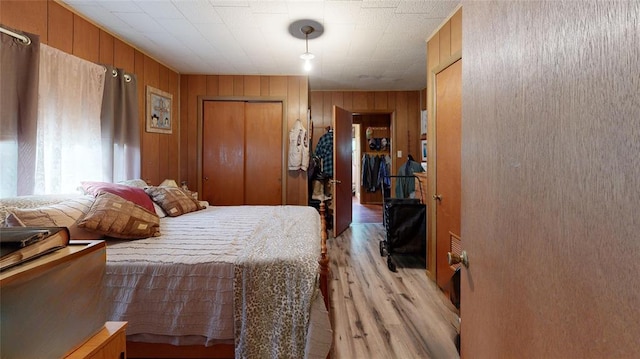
top-left (421, 139), bottom-right (428, 161)
top-left (146, 86), bottom-right (173, 134)
top-left (420, 110), bottom-right (427, 137)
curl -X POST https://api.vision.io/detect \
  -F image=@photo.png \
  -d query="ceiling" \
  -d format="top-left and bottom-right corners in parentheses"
top-left (61, 0), bottom-right (461, 91)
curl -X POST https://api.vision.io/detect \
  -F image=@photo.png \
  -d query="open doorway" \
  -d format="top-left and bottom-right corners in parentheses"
top-left (351, 113), bottom-right (392, 223)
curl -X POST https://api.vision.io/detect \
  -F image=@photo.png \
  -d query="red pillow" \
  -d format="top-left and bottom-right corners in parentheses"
top-left (81, 181), bottom-right (155, 214)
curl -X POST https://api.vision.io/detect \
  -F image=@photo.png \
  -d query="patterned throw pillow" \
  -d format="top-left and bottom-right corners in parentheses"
top-left (145, 186), bottom-right (204, 217)
top-left (4, 196), bottom-right (103, 240)
top-left (77, 192), bottom-right (160, 239)
top-left (116, 178), bottom-right (148, 189)
top-left (81, 181), bottom-right (156, 214)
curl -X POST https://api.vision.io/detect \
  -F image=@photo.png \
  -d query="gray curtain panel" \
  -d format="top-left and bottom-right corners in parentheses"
top-left (100, 66), bottom-right (140, 182)
top-left (0, 26), bottom-right (39, 196)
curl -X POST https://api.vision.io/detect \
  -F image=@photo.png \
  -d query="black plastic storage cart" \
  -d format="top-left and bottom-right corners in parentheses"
top-left (379, 175), bottom-right (427, 272)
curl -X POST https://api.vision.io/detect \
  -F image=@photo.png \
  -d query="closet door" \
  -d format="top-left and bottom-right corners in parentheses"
top-left (202, 101), bottom-right (245, 205)
top-left (244, 102), bottom-right (282, 205)
top-left (435, 59), bottom-right (462, 290)
top-left (202, 101), bottom-right (283, 206)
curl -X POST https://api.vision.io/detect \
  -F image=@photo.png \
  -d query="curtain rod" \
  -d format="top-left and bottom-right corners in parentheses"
top-left (0, 26), bottom-right (31, 45)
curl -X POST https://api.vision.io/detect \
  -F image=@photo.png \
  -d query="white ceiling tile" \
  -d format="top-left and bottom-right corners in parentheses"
top-left (361, 1), bottom-right (400, 9)
top-left (323, 2), bottom-right (362, 25)
top-left (115, 12), bottom-right (163, 33)
top-left (60, 0), bottom-right (461, 90)
top-left (249, 1), bottom-right (288, 14)
top-left (158, 18), bottom-right (200, 36)
top-left (134, 1), bottom-right (183, 19)
top-left (209, 0), bottom-right (250, 7)
top-left (356, 7), bottom-right (394, 31)
top-left (214, 5), bottom-right (255, 27)
top-left (98, 1), bottom-right (143, 13)
top-left (395, 1), bottom-right (459, 18)
top-left (286, 2), bottom-right (325, 21)
top-left (173, 0), bottom-right (224, 24)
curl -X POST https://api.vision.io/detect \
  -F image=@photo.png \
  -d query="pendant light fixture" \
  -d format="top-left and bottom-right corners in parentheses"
top-left (300, 25), bottom-right (315, 72)
top-left (288, 19), bottom-right (324, 74)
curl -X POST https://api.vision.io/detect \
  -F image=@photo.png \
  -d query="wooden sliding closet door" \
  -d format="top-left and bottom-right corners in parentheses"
top-left (202, 101), bottom-right (246, 205)
top-left (244, 102), bottom-right (282, 205)
top-left (202, 101), bottom-right (283, 206)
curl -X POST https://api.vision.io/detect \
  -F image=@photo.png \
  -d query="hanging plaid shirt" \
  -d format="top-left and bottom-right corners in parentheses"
top-left (314, 131), bottom-right (333, 177)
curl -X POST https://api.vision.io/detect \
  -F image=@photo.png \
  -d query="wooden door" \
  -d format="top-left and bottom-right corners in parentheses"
top-left (460, 2), bottom-right (640, 357)
top-left (244, 102), bottom-right (283, 205)
top-left (202, 101), bottom-right (282, 206)
top-left (202, 101), bottom-right (245, 205)
top-left (332, 106), bottom-right (353, 237)
top-left (435, 59), bottom-right (462, 291)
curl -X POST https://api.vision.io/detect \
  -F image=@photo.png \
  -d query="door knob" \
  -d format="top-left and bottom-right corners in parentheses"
top-left (330, 179), bottom-right (342, 184)
top-left (204, 177), bottom-right (209, 181)
top-left (448, 250), bottom-right (469, 268)
top-left (433, 194), bottom-right (442, 201)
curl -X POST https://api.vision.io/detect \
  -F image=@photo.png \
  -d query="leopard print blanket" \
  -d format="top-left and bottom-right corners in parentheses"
top-left (234, 205), bottom-right (321, 359)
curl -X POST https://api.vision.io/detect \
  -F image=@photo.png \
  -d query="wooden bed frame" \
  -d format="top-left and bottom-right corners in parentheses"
top-left (127, 203), bottom-right (331, 359)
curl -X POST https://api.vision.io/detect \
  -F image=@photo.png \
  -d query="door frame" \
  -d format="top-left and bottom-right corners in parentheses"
top-left (197, 96), bottom-right (288, 204)
top-left (351, 111), bottom-right (395, 205)
top-left (350, 110), bottom-right (397, 174)
top-left (428, 51), bottom-right (462, 280)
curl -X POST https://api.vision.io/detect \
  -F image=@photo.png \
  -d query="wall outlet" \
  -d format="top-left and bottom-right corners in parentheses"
top-left (397, 150), bottom-right (402, 158)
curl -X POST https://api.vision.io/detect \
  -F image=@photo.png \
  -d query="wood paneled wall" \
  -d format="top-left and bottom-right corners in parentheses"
top-left (425, 7), bottom-right (462, 278)
top-left (310, 91), bottom-right (421, 176)
top-left (179, 75), bottom-right (309, 205)
top-left (0, 0), bottom-right (181, 187)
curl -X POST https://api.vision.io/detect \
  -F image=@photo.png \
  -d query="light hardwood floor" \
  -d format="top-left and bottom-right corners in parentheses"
top-left (329, 223), bottom-right (460, 359)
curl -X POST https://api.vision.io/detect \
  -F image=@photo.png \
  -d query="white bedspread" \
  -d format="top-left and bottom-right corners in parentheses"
top-left (104, 205), bottom-right (330, 357)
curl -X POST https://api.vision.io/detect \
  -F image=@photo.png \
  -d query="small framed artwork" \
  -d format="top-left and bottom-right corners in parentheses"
top-left (146, 86), bottom-right (172, 134)
top-left (421, 139), bottom-right (428, 161)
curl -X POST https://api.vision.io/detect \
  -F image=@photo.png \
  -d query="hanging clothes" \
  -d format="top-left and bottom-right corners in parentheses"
top-left (361, 154), bottom-right (389, 193)
top-left (315, 130), bottom-right (333, 177)
top-left (368, 155), bottom-right (382, 192)
top-left (288, 119), bottom-right (309, 171)
top-left (395, 156), bottom-right (425, 198)
top-left (380, 154), bottom-right (392, 198)
top-left (378, 154), bottom-right (390, 190)
top-left (361, 153), bottom-right (372, 190)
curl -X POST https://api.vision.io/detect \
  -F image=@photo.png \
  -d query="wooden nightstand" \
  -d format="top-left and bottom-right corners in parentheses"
top-left (1, 240), bottom-right (108, 359)
top-left (66, 321), bottom-right (127, 359)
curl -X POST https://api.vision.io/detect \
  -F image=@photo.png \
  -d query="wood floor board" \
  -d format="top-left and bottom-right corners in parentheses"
top-left (329, 223), bottom-right (459, 359)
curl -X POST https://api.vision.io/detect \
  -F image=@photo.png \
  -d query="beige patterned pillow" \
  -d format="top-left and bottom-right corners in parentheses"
top-left (77, 192), bottom-right (160, 239)
top-left (4, 196), bottom-right (103, 240)
top-left (145, 186), bottom-right (203, 217)
top-left (117, 178), bottom-right (148, 188)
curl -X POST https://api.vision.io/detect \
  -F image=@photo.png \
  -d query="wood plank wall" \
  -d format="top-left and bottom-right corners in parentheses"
top-left (426, 7), bottom-right (462, 278)
top-left (310, 91), bottom-right (421, 176)
top-left (179, 75), bottom-right (309, 206)
top-left (0, 0), bottom-right (181, 187)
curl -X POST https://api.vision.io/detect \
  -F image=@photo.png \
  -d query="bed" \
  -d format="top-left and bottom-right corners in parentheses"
top-left (0, 192), bottom-right (332, 359)
top-left (109, 204), bottom-right (332, 358)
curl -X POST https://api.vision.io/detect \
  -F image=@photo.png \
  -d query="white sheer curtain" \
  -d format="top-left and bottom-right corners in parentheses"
top-left (35, 44), bottom-right (105, 194)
